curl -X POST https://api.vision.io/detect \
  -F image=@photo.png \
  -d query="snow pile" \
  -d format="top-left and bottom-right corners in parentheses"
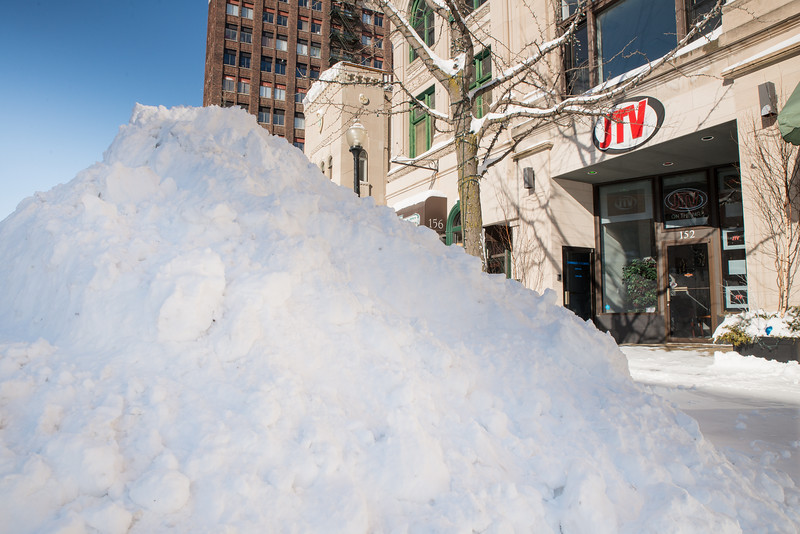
top-left (714, 309), bottom-right (800, 342)
top-left (0, 105), bottom-right (798, 533)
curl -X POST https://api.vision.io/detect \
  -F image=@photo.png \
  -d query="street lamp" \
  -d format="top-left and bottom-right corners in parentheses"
top-left (345, 121), bottom-right (367, 196)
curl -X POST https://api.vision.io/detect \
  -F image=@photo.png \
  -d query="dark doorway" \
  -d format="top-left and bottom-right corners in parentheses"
top-left (563, 247), bottom-right (594, 320)
top-left (666, 242), bottom-right (712, 339)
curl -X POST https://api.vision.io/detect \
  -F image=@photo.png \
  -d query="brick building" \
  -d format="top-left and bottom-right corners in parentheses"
top-left (203, 0), bottom-right (388, 151)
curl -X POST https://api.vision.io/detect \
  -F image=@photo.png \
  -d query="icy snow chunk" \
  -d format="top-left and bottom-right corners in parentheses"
top-left (154, 249), bottom-right (226, 342)
top-left (129, 469), bottom-right (191, 514)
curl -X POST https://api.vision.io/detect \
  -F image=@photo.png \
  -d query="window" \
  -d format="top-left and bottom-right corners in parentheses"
top-left (263, 9), bottom-right (274, 23)
top-left (596, 0), bottom-right (675, 81)
top-left (689, 0), bottom-right (720, 29)
top-left (274, 84), bottom-right (286, 100)
top-left (310, 43), bottom-right (321, 58)
top-left (275, 58), bottom-right (287, 74)
top-left (293, 139), bottom-right (305, 151)
top-left (362, 12), bottom-right (372, 25)
top-left (226, 2), bottom-right (239, 16)
top-left (262, 31), bottom-right (273, 47)
top-left (223, 75), bottom-right (236, 92)
top-left (472, 49), bottom-right (492, 118)
top-left (239, 52), bottom-right (251, 68)
top-left (223, 100), bottom-right (234, 107)
top-left (298, 17), bottom-right (309, 31)
top-left (310, 66), bottom-right (320, 79)
top-left (717, 167), bottom-right (748, 311)
top-left (374, 58), bottom-right (383, 69)
top-left (361, 35), bottom-right (371, 47)
top-left (311, 20), bottom-right (322, 33)
top-left (294, 113), bottom-right (305, 129)
top-left (374, 37), bottom-right (382, 49)
top-left (561, 0), bottom-right (703, 94)
top-left (278, 0), bottom-right (287, 3)
top-left (241, 3), bottom-right (253, 19)
top-left (260, 82), bottom-right (272, 98)
top-left (273, 109), bottom-right (285, 125)
top-left (312, 0), bottom-right (322, 11)
top-left (225, 24), bottom-right (238, 40)
top-left (374, 14), bottom-right (383, 27)
top-left (410, 86), bottom-right (434, 157)
top-left (277, 13), bottom-right (288, 26)
top-left (261, 56), bottom-right (272, 72)
top-left (295, 88), bottom-right (307, 103)
top-left (258, 106), bottom-right (270, 123)
top-left (298, 0), bottom-right (308, 6)
top-left (598, 180), bottom-right (656, 313)
top-left (662, 172), bottom-right (710, 229)
top-left (223, 49), bottom-right (236, 66)
top-left (296, 63), bottom-right (308, 77)
top-left (276, 36), bottom-right (288, 51)
top-left (564, 22), bottom-right (589, 95)
top-left (361, 55), bottom-right (371, 66)
top-left (411, 0), bottom-right (434, 61)
top-left (297, 39), bottom-right (308, 55)
top-left (238, 77), bottom-right (250, 94)
top-left (240, 27), bottom-right (252, 44)
top-left (446, 202), bottom-right (463, 246)
top-left (463, 0), bottom-right (488, 12)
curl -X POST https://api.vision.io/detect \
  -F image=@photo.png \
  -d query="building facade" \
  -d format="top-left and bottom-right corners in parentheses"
top-left (203, 0), bottom-right (389, 151)
top-left (308, 0), bottom-right (800, 344)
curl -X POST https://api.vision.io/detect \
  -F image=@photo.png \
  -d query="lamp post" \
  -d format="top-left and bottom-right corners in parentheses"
top-left (345, 121), bottom-right (367, 196)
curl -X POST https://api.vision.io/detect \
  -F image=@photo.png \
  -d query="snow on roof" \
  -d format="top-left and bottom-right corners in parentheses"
top-left (0, 104), bottom-right (797, 532)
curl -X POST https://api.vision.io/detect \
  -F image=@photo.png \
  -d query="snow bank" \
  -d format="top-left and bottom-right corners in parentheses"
top-left (0, 105), bottom-right (797, 533)
top-left (714, 309), bottom-right (800, 342)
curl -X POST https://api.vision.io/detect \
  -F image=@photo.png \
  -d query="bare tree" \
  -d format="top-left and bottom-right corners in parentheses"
top-left (370, 0), bottom-right (723, 262)
top-left (741, 115), bottom-right (800, 314)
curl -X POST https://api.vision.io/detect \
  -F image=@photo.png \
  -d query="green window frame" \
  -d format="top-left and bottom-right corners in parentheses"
top-left (410, 86), bottom-right (435, 158)
top-left (471, 48), bottom-right (492, 118)
top-left (445, 201), bottom-right (462, 246)
top-left (410, 0), bottom-right (434, 62)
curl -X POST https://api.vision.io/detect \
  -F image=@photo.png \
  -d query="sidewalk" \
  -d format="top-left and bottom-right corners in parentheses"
top-left (622, 344), bottom-right (800, 486)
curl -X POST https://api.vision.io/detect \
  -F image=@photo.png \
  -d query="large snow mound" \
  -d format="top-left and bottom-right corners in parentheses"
top-left (0, 105), bottom-right (797, 533)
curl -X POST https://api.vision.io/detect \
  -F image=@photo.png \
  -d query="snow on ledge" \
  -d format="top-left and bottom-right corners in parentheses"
top-left (721, 33), bottom-right (800, 79)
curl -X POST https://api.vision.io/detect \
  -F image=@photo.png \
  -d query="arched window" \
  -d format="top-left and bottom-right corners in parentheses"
top-left (445, 201), bottom-right (463, 246)
top-left (410, 0), bottom-right (434, 61)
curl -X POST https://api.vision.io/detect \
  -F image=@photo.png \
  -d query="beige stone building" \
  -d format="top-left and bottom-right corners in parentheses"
top-left (306, 0), bottom-right (800, 343)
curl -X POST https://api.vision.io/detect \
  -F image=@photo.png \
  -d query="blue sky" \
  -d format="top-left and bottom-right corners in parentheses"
top-left (0, 1), bottom-right (209, 220)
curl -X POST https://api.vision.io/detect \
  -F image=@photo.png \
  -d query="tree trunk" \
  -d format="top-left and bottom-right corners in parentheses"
top-left (457, 131), bottom-right (484, 262)
top-left (452, 94), bottom-right (484, 263)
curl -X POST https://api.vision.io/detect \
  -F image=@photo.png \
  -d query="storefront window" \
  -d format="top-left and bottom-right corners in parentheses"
top-left (662, 172), bottom-right (710, 228)
top-left (717, 167), bottom-right (748, 310)
top-left (599, 180), bottom-right (656, 313)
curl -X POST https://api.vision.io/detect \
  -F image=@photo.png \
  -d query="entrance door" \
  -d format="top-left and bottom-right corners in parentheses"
top-left (563, 247), bottom-right (594, 321)
top-left (666, 243), bottom-right (712, 339)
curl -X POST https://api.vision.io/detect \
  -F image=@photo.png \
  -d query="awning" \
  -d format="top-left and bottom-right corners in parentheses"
top-left (778, 82), bottom-right (800, 145)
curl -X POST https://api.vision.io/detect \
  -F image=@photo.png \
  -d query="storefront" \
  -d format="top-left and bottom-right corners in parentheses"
top-left (592, 164), bottom-right (746, 343)
top-left (553, 95), bottom-right (745, 343)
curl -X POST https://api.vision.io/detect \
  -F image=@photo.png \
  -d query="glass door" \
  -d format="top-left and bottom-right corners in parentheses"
top-left (666, 243), bottom-right (712, 339)
top-left (563, 247), bottom-right (594, 321)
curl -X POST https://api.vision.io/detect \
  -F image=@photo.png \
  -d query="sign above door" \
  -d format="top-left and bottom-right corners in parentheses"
top-left (593, 97), bottom-right (665, 154)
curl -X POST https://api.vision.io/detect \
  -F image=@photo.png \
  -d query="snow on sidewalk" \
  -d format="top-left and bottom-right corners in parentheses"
top-left (624, 345), bottom-right (800, 486)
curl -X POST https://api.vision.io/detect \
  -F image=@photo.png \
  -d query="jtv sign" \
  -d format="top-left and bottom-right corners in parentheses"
top-left (593, 97), bottom-right (665, 154)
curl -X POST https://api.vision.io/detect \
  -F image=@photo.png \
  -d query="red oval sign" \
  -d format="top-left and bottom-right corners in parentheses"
top-left (593, 97), bottom-right (665, 154)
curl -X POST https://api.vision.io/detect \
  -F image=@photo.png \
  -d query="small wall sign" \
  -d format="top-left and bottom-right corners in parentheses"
top-left (593, 97), bottom-right (665, 154)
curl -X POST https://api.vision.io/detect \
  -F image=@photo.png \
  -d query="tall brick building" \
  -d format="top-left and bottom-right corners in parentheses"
top-left (203, 0), bottom-right (388, 152)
